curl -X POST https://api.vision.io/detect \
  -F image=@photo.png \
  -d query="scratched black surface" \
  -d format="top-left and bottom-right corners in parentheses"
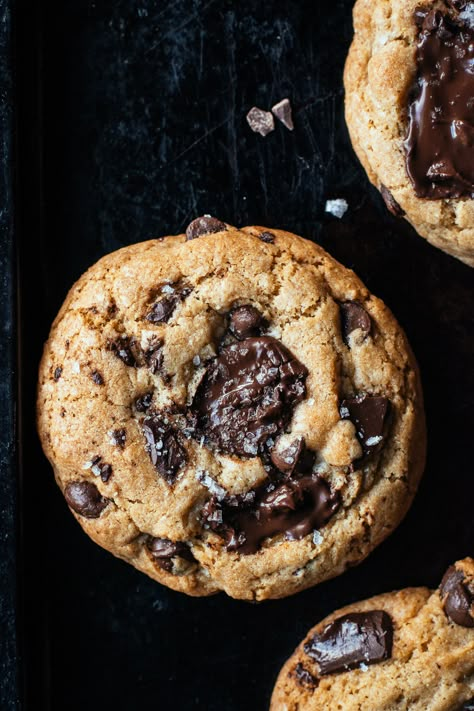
top-left (15, 1), bottom-right (474, 710)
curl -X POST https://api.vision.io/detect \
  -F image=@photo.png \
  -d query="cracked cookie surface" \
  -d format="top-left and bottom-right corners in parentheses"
top-left (344, 0), bottom-right (474, 266)
top-left (271, 558), bottom-right (474, 710)
top-left (37, 221), bottom-right (425, 600)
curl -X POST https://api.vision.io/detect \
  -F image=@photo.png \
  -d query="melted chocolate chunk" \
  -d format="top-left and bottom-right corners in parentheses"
top-left (440, 566), bottom-right (474, 627)
top-left (293, 663), bottom-right (318, 689)
top-left (53, 366), bottom-right (62, 381)
top-left (259, 231), bottom-right (275, 243)
top-left (191, 336), bottom-right (308, 458)
top-left (110, 428), bottom-right (126, 448)
top-left (405, 7), bottom-right (474, 199)
top-left (146, 536), bottom-right (195, 572)
top-left (142, 415), bottom-right (187, 483)
top-left (186, 216), bottom-right (227, 241)
top-left (380, 186), bottom-right (405, 217)
top-left (135, 392), bottom-right (153, 412)
top-left (270, 437), bottom-right (315, 476)
top-left (304, 611), bottom-right (393, 675)
top-left (229, 305), bottom-right (264, 340)
top-left (90, 370), bottom-right (104, 385)
top-left (64, 481), bottom-right (108, 518)
top-left (146, 284), bottom-right (192, 324)
top-left (143, 340), bottom-right (164, 375)
top-left (340, 394), bottom-right (390, 454)
top-left (202, 474), bottom-right (339, 555)
top-left (107, 337), bottom-right (137, 367)
top-left (340, 302), bottom-right (372, 344)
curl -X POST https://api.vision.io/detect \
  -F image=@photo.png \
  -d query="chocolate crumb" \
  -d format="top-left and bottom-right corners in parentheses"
top-left (293, 663), bottom-right (318, 689)
top-left (53, 366), bottom-right (63, 381)
top-left (259, 231), bottom-right (275, 243)
top-left (91, 370), bottom-right (104, 385)
top-left (107, 337), bottom-right (137, 367)
top-left (135, 392), bottom-right (153, 412)
top-left (380, 186), bottom-right (405, 217)
top-left (246, 106), bottom-right (275, 136)
top-left (146, 536), bottom-right (196, 573)
top-left (110, 429), bottom-right (126, 448)
top-left (272, 98), bottom-right (294, 131)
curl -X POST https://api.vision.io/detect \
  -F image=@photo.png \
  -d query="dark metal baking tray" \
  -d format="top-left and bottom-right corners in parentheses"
top-left (7, 0), bottom-right (474, 709)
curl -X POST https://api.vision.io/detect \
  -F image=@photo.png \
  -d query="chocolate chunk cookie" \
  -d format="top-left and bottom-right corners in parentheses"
top-left (271, 558), bottom-right (474, 709)
top-left (345, 0), bottom-right (474, 266)
top-left (37, 220), bottom-right (425, 600)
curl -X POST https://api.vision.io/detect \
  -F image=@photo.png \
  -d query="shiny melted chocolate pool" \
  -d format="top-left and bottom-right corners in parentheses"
top-left (405, 6), bottom-right (474, 199)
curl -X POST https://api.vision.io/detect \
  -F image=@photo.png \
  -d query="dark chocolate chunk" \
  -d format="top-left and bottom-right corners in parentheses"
top-left (53, 366), bottom-right (62, 381)
top-left (64, 481), bottom-right (108, 518)
top-left (107, 337), bottom-right (137, 367)
top-left (90, 370), bottom-right (104, 385)
top-left (340, 302), bottom-right (372, 344)
top-left (143, 339), bottom-right (164, 375)
top-left (191, 336), bottom-right (308, 458)
top-left (405, 7), bottom-right (474, 199)
top-left (246, 106), bottom-right (275, 136)
top-left (146, 284), bottom-right (192, 324)
top-left (229, 305), bottom-right (264, 340)
top-left (142, 415), bottom-right (187, 484)
top-left (380, 186), bottom-right (405, 217)
top-left (270, 437), bottom-right (315, 476)
top-left (186, 216), bottom-right (227, 241)
top-left (340, 394), bottom-right (390, 454)
top-left (304, 610), bottom-right (393, 675)
top-left (110, 428), bottom-right (126, 448)
top-left (259, 231), bottom-right (275, 243)
top-left (202, 474), bottom-right (340, 555)
top-left (440, 566), bottom-right (474, 628)
top-left (135, 392), bottom-right (153, 412)
top-left (146, 536), bottom-right (195, 572)
top-left (272, 98), bottom-right (294, 131)
top-left (293, 663), bottom-right (318, 689)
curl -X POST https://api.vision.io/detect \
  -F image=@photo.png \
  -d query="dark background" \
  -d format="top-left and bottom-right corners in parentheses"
top-left (10, 0), bottom-right (474, 709)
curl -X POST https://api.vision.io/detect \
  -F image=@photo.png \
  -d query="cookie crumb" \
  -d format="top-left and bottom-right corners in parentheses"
top-left (272, 98), bottom-right (294, 130)
top-left (246, 106), bottom-right (275, 136)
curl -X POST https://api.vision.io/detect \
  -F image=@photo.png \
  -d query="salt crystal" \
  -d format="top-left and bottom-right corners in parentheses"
top-left (161, 284), bottom-right (175, 294)
top-left (193, 355), bottom-right (201, 366)
top-left (359, 662), bottom-right (369, 672)
top-left (312, 530), bottom-right (323, 545)
top-left (460, 5), bottom-right (474, 27)
top-left (246, 107), bottom-right (275, 137)
top-left (325, 199), bottom-right (348, 219)
top-left (365, 435), bottom-right (382, 447)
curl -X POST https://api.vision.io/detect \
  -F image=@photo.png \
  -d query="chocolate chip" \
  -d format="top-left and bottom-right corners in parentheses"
top-left (142, 415), bottom-right (187, 484)
top-left (293, 663), bottom-right (318, 689)
top-left (146, 536), bottom-right (195, 572)
top-left (191, 337), bottom-right (307, 458)
top-left (270, 437), bottom-right (315, 476)
top-left (203, 474), bottom-right (339, 555)
top-left (246, 106), bottom-right (275, 136)
top-left (135, 392), bottom-right (153, 412)
top-left (110, 428), bottom-right (126, 448)
top-left (107, 337), bottom-right (137, 367)
top-left (144, 340), bottom-right (164, 375)
top-left (53, 366), bottom-right (62, 381)
top-left (64, 481), bottom-right (109, 518)
top-left (185, 216), bottom-right (227, 241)
top-left (146, 284), bottom-right (192, 324)
top-left (340, 302), bottom-right (372, 344)
top-left (229, 305), bottom-right (264, 340)
top-left (440, 566), bottom-right (474, 628)
top-left (90, 370), bottom-right (104, 385)
top-left (259, 231), bottom-right (275, 243)
top-left (304, 610), bottom-right (393, 675)
top-left (340, 394), bottom-right (390, 454)
top-left (380, 186), bottom-right (405, 217)
top-left (272, 98), bottom-right (294, 131)
top-left (98, 463), bottom-right (113, 483)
